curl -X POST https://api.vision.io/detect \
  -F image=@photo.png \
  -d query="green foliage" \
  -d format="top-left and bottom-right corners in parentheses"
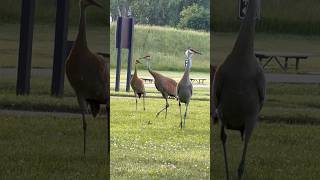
top-left (213, 0), bottom-right (320, 35)
top-left (110, 0), bottom-right (209, 29)
top-left (0, 0), bottom-right (109, 25)
top-left (178, 4), bottom-right (209, 31)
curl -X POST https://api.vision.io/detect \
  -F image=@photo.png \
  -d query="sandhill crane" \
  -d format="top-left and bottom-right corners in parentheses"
top-left (139, 55), bottom-right (177, 119)
top-left (213, 0), bottom-right (265, 179)
top-left (65, 0), bottom-right (109, 155)
top-left (130, 59), bottom-right (146, 111)
top-left (177, 48), bottom-right (201, 128)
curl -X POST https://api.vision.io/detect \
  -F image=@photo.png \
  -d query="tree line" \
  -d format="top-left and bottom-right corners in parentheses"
top-left (110, 0), bottom-right (210, 31)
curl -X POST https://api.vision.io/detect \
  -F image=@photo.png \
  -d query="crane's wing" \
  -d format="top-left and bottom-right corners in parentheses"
top-left (131, 77), bottom-right (145, 94)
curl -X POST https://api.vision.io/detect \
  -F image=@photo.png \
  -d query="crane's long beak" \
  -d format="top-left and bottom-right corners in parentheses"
top-left (139, 55), bottom-right (151, 60)
top-left (91, 0), bottom-right (103, 8)
top-left (136, 60), bottom-right (142, 64)
top-left (190, 48), bottom-right (202, 55)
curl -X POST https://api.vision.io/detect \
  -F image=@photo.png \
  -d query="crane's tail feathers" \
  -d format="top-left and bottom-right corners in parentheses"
top-left (87, 100), bottom-right (100, 118)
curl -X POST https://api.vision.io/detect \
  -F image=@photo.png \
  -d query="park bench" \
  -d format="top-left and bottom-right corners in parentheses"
top-left (255, 51), bottom-right (311, 72)
top-left (190, 78), bottom-right (207, 84)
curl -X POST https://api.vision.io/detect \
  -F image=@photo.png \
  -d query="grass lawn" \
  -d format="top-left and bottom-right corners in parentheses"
top-left (212, 33), bottom-right (320, 73)
top-left (212, 123), bottom-right (320, 180)
top-left (0, 112), bottom-right (109, 179)
top-left (0, 24), bottom-right (108, 68)
top-left (110, 97), bottom-right (210, 179)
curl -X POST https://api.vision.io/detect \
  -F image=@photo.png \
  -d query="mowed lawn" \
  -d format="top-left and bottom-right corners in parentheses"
top-left (0, 112), bottom-right (109, 179)
top-left (212, 123), bottom-right (320, 180)
top-left (110, 97), bottom-right (210, 179)
top-left (212, 33), bottom-right (320, 73)
top-left (211, 83), bottom-right (320, 179)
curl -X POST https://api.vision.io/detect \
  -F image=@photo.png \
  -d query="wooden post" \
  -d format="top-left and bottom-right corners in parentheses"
top-left (51, 0), bottom-right (70, 97)
top-left (16, 0), bottom-right (35, 95)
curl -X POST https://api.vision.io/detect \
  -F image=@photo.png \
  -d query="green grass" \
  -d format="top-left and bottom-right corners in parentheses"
top-left (213, 0), bottom-right (320, 34)
top-left (0, 112), bottom-right (109, 179)
top-left (212, 33), bottom-right (320, 73)
top-left (0, 0), bottom-right (109, 25)
top-left (110, 97), bottom-right (210, 179)
top-left (0, 24), bottom-right (109, 68)
top-left (212, 123), bottom-right (320, 179)
top-left (110, 24), bottom-right (210, 72)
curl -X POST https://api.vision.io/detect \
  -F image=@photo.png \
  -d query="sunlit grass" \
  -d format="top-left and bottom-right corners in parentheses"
top-left (111, 97), bottom-right (210, 179)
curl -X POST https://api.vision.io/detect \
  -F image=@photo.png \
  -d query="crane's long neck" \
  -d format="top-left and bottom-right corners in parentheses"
top-left (231, 0), bottom-right (257, 58)
top-left (147, 61), bottom-right (157, 78)
top-left (134, 64), bottom-right (137, 76)
top-left (75, 5), bottom-right (87, 48)
top-left (183, 57), bottom-right (191, 79)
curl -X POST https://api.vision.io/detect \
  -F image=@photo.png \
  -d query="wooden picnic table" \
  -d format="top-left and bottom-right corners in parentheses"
top-left (140, 77), bottom-right (207, 84)
top-left (141, 77), bottom-right (154, 83)
top-left (190, 78), bottom-right (207, 84)
top-left (255, 51), bottom-right (311, 72)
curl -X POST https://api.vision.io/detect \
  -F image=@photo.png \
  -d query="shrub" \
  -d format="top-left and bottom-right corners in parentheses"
top-left (178, 4), bottom-right (209, 31)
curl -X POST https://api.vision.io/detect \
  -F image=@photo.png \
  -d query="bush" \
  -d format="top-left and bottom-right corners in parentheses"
top-left (178, 4), bottom-right (209, 31)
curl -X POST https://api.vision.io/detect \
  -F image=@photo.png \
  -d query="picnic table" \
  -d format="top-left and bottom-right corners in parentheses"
top-left (141, 78), bottom-right (154, 83)
top-left (255, 51), bottom-right (311, 71)
top-left (190, 78), bottom-right (207, 84)
top-left (140, 77), bottom-right (207, 84)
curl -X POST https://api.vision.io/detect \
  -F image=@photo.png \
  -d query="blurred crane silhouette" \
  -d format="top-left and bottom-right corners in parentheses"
top-left (177, 48), bottom-right (201, 128)
top-left (65, 0), bottom-right (109, 155)
top-left (140, 55), bottom-right (177, 119)
top-left (130, 59), bottom-right (146, 111)
top-left (213, 0), bottom-right (265, 179)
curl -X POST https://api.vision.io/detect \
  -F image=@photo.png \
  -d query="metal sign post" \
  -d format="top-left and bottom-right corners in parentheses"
top-left (51, 0), bottom-right (70, 97)
top-left (239, 0), bottom-right (261, 19)
top-left (115, 17), bottom-right (134, 92)
top-left (16, 0), bottom-right (35, 95)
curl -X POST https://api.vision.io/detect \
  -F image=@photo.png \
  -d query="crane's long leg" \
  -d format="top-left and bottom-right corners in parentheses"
top-left (221, 125), bottom-right (229, 180)
top-left (105, 103), bottom-right (110, 177)
top-left (179, 101), bottom-right (183, 128)
top-left (166, 98), bottom-right (170, 119)
top-left (82, 112), bottom-right (87, 155)
top-left (237, 128), bottom-right (253, 180)
top-left (156, 98), bottom-right (169, 118)
top-left (183, 103), bottom-right (189, 128)
top-left (143, 94), bottom-right (146, 111)
top-left (135, 93), bottom-right (138, 111)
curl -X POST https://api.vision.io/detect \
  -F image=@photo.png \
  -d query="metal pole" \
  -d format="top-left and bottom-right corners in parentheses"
top-left (115, 17), bottom-right (123, 91)
top-left (16, 0), bottom-right (35, 95)
top-left (125, 18), bottom-right (134, 92)
top-left (126, 48), bottom-right (132, 92)
top-left (51, 0), bottom-right (70, 97)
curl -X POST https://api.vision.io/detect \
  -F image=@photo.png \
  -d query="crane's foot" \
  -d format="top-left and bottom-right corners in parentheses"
top-left (147, 120), bottom-right (152, 125)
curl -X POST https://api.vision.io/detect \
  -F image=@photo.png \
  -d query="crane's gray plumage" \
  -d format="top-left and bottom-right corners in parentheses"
top-left (177, 48), bottom-right (201, 128)
top-left (213, 0), bottom-right (266, 179)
